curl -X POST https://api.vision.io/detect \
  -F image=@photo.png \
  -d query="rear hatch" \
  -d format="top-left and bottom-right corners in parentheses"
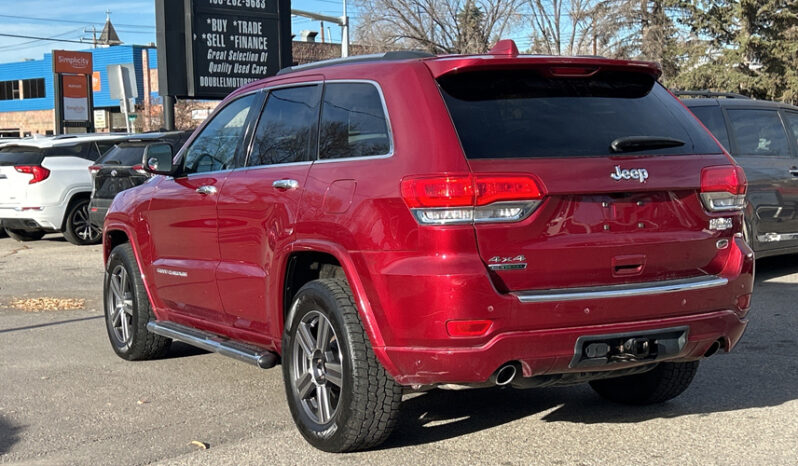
top-left (0, 146), bottom-right (45, 205)
top-left (435, 62), bottom-right (732, 291)
top-left (92, 143), bottom-right (151, 200)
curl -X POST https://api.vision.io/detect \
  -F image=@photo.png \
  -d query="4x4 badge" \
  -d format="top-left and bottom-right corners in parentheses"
top-left (611, 166), bottom-right (648, 183)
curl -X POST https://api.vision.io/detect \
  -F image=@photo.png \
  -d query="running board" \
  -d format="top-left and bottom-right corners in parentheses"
top-left (147, 321), bottom-right (278, 369)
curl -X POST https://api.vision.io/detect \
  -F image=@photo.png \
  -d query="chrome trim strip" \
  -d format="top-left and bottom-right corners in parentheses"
top-left (512, 275), bottom-right (729, 303)
top-left (757, 232), bottom-right (798, 243)
top-left (147, 321), bottom-right (277, 369)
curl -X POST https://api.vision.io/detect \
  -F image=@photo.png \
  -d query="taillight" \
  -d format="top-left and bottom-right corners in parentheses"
top-left (700, 165), bottom-right (747, 212)
top-left (15, 165), bottom-right (50, 184)
top-left (401, 174), bottom-right (544, 225)
top-left (88, 165), bottom-right (101, 176)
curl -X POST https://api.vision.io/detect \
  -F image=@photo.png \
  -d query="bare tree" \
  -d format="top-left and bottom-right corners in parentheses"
top-left (527, 0), bottom-right (596, 55)
top-left (355, 0), bottom-right (524, 54)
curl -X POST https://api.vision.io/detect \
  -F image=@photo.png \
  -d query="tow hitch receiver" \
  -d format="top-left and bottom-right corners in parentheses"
top-left (570, 326), bottom-right (688, 368)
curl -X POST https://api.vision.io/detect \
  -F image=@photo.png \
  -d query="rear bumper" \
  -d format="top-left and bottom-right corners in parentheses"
top-left (361, 236), bottom-right (754, 385)
top-left (0, 205), bottom-right (63, 231)
top-left (89, 198), bottom-right (110, 229)
top-left (379, 310), bottom-right (747, 385)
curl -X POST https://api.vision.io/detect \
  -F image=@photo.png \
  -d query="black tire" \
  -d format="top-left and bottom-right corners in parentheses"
top-left (282, 278), bottom-right (402, 452)
top-left (5, 228), bottom-right (45, 242)
top-left (63, 198), bottom-right (101, 245)
top-left (589, 361), bottom-right (699, 405)
top-left (103, 243), bottom-right (171, 360)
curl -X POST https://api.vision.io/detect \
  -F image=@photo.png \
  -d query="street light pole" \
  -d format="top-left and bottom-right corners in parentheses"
top-left (341, 0), bottom-right (349, 57)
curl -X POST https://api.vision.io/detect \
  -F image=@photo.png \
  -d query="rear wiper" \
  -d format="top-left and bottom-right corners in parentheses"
top-left (610, 136), bottom-right (685, 153)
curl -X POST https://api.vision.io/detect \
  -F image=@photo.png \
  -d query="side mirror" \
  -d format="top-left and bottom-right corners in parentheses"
top-left (142, 143), bottom-right (175, 175)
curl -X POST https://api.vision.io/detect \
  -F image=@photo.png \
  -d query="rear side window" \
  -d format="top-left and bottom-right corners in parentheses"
top-left (98, 144), bottom-right (147, 166)
top-left (727, 109), bottom-right (791, 156)
top-left (43, 142), bottom-right (98, 160)
top-left (689, 105), bottom-right (730, 150)
top-left (248, 85), bottom-right (321, 167)
top-left (318, 82), bottom-right (391, 160)
top-left (438, 69), bottom-right (721, 158)
top-left (0, 147), bottom-right (44, 166)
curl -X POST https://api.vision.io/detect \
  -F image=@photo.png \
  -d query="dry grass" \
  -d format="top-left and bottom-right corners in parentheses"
top-left (6, 297), bottom-right (86, 312)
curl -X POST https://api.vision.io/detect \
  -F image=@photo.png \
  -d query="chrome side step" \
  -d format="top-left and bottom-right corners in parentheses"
top-left (757, 232), bottom-right (798, 243)
top-left (147, 321), bottom-right (278, 369)
top-left (512, 275), bottom-right (728, 303)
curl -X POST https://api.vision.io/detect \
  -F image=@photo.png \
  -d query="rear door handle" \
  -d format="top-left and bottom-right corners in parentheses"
top-left (196, 185), bottom-right (218, 195)
top-left (273, 179), bottom-right (299, 191)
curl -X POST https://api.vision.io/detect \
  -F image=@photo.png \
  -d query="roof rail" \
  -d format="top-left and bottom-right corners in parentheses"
top-left (673, 90), bottom-right (751, 99)
top-left (277, 50), bottom-right (435, 75)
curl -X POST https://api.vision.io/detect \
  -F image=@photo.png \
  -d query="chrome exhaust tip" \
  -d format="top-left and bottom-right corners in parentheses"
top-left (704, 339), bottom-right (722, 358)
top-left (492, 364), bottom-right (518, 386)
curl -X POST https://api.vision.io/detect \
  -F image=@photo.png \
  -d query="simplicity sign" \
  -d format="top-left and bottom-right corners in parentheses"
top-left (156, 0), bottom-right (292, 100)
top-left (52, 50), bottom-right (94, 133)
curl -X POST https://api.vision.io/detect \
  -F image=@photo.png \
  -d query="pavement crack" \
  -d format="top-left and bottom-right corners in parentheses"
top-left (2, 244), bottom-right (31, 257)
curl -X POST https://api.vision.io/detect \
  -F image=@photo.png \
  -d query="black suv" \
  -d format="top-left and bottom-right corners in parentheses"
top-left (680, 92), bottom-right (798, 258)
top-left (89, 131), bottom-right (191, 229)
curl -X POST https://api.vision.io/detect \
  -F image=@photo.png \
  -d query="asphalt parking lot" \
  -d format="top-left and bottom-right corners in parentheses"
top-left (1, 235), bottom-right (797, 465)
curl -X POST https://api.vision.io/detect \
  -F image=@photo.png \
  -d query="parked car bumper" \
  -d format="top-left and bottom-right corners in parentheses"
top-left (89, 198), bottom-right (111, 229)
top-left (0, 205), bottom-right (64, 231)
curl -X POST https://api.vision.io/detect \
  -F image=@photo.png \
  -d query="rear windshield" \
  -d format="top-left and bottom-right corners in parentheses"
top-left (0, 146), bottom-right (44, 166)
top-left (438, 69), bottom-right (722, 158)
top-left (98, 144), bottom-right (148, 166)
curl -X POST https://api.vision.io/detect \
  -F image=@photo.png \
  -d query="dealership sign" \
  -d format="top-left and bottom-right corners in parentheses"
top-left (54, 51), bottom-right (93, 75)
top-left (156, 0), bottom-right (292, 99)
top-left (62, 75), bottom-right (89, 121)
top-left (52, 50), bottom-right (94, 133)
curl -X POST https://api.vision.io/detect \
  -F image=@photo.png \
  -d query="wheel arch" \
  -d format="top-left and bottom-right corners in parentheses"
top-left (59, 191), bottom-right (92, 231)
top-left (281, 240), bottom-right (399, 376)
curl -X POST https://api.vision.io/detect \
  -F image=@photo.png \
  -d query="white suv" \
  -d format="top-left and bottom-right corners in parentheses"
top-left (0, 134), bottom-right (125, 245)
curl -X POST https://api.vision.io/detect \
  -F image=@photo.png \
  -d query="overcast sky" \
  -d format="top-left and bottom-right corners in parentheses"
top-left (0, 0), bottom-right (354, 64)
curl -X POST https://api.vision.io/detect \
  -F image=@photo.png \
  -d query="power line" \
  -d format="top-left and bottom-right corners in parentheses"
top-left (0, 14), bottom-right (155, 29)
top-left (0, 33), bottom-right (87, 45)
top-left (0, 28), bottom-right (85, 51)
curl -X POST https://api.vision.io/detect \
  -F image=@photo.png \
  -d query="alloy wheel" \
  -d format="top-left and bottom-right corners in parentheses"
top-left (72, 202), bottom-right (101, 242)
top-left (107, 264), bottom-right (134, 345)
top-left (291, 310), bottom-right (344, 424)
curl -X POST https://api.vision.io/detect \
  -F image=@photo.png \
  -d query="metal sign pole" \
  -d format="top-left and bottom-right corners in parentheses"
top-left (117, 69), bottom-right (131, 133)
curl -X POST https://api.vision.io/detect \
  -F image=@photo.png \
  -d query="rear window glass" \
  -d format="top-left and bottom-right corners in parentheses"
top-left (727, 109), bottom-right (791, 156)
top-left (438, 69), bottom-right (722, 158)
top-left (688, 105), bottom-right (731, 150)
top-left (0, 147), bottom-right (44, 166)
top-left (98, 144), bottom-right (148, 166)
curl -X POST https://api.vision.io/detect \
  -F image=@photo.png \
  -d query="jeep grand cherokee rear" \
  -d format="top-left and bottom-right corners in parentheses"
top-left (101, 41), bottom-right (754, 453)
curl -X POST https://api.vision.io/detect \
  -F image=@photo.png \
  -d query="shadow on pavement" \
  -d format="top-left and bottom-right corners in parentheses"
top-left (0, 315), bottom-right (103, 334)
top-left (380, 257), bottom-right (798, 449)
top-left (0, 415), bottom-right (23, 455)
top-left (164, 341), bottom-right (210, 359)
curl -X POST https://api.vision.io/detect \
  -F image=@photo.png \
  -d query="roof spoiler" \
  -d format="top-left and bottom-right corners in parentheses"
top-left (426, 39), bottom-right (662, 79)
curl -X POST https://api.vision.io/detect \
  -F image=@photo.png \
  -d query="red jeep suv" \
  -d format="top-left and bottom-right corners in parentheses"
top-left (102, 41), bottom-right (754, 452)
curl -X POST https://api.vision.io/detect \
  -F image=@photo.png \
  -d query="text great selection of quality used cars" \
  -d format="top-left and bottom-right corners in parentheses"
top-left (100, 41), bottom-right (754, 452)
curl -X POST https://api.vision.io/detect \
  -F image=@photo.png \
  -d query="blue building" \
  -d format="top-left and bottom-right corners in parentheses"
top-left (0, 45), bottom-right (159, 137)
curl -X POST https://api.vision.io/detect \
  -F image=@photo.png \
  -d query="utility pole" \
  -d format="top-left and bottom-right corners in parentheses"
top-left (291, 5), bottom-right (350, 58)
top-left (341, 0), bottom-right (349, 57)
